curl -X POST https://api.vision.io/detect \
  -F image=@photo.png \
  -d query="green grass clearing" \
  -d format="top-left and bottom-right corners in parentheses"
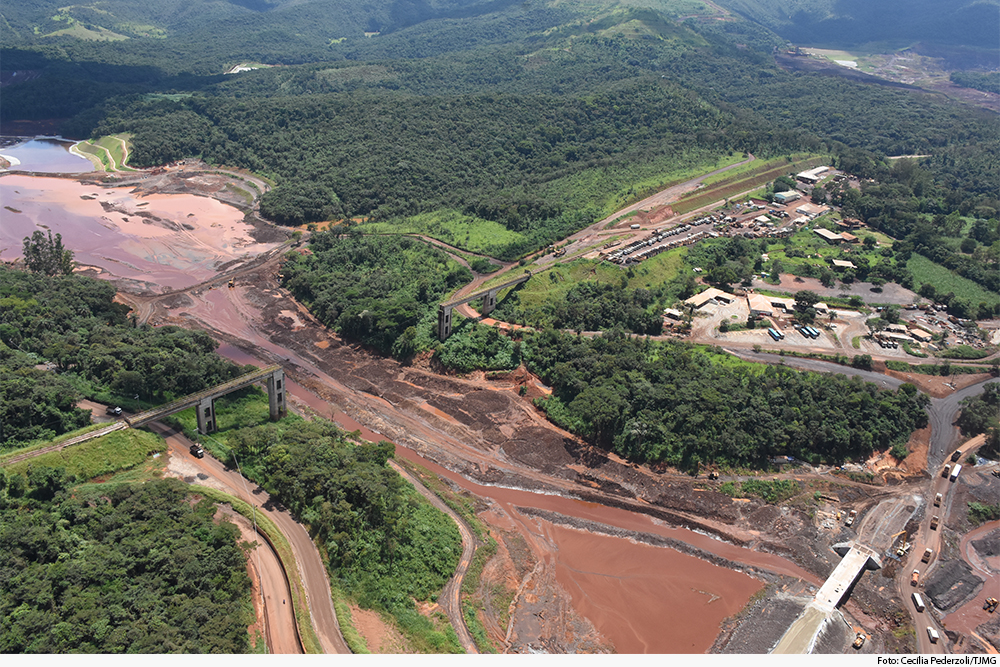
top-left (362, 210), bottom-right (522, 258)
top-left (2, 428), bottom-right (165, 479)
top-left (907, 254), bottom-right (1000, 306)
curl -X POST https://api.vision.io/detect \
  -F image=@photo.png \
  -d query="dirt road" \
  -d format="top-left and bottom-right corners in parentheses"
top-left (221, 507), bottom-right (301, 654)
top-left (390, 461), bottom-right (479, 653)
top-left (146, 422), bottom-right (350, 655)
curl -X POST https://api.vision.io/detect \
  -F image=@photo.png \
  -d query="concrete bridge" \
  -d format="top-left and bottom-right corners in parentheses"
top-left (127, 365), bottom-right (287, 434)
top-left (438, 271), bottom-right (531, 341)
top-left (772, 542), bottom-right (881, 654)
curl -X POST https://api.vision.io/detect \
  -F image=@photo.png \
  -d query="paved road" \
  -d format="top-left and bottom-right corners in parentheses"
top-left (927, 378), bottom-right (999, 468)
top-left (146, 422), bottom-right (350, 654)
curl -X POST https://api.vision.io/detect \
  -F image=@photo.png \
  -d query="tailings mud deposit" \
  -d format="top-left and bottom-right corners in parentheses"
top-left (0, 175), bottom-right (280, 292)
top-left (11, 173), bottom-right (892, 652)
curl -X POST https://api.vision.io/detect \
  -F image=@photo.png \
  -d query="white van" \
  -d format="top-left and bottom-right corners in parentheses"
top-left (926, 627), bottom-right (939, 643)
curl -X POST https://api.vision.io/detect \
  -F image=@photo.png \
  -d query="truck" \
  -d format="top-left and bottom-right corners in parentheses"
top-left (852, 633), bottom-right (866, 649)
top-left (926, 627), bottom-right (939, 644)
top-left (922, 548), bottom-right (933, 563)
top-left (951, 450), bottom-right (963, 462)
top-left (190, 443), bottom-right (205, 459)
top-left (985, 597), bottom-right (999, 613)
top-left (950, 464), bottom-right (962, 482)
top-left (930, 516), bottom-right (940, 530)
top-left (845, 509), bottom-right (857, 526)
top-left (911, 570), bottom-right (920, 586)
top-left (912, 593), bottom-right (926, 612)
top-left (106, 405), bottom-right (123, 416)
top-left (934, 493), bottom-right (942, 507)
top-left (943, 464), bottom-right (951, 479)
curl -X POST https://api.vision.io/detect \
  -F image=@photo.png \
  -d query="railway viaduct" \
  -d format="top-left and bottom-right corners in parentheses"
top-left (127, 365), bottom-right (287, 434)
top-left (437, 271), bottom-right (531, 341)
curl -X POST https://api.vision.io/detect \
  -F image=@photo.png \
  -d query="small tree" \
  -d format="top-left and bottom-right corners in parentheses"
top-left (22, 231), bottom-right (74, 276)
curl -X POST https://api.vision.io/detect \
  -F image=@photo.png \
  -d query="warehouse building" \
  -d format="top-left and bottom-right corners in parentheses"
top-left (815, 228), bottom-right (844, 243)
top-left (774, 191), bottom-right (802, 204)
top-left (685, 287), bottom-right (736, 309)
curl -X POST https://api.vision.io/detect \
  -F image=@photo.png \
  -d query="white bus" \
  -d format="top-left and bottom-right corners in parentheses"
top-left (912, 593), bottom-right (926, 612)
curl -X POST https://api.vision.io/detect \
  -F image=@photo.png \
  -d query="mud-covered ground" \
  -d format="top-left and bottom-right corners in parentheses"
top-left (73, 168), bottom-right (996, 654)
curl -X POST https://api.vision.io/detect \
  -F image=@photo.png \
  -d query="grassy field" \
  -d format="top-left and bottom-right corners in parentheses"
top-left (673, 155), bottom-right (828, 214)
top-left (1, 429), bottom-right (165, 479)
top-left (907, 254), bottom-right (1000, 305)
top-left (362, 210), bottom-right (523, 257)
top-left (75, 134), bottom-right (134, 171)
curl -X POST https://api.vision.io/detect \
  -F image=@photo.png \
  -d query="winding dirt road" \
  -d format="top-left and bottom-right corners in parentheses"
top-left (146, 422), bottom-right (350, 655)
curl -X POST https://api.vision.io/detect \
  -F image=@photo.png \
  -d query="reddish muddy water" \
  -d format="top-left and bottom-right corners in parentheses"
top-left (217, 343), bottom-right (820, 653)
top-left (0, 175), bottom-right (278, 290)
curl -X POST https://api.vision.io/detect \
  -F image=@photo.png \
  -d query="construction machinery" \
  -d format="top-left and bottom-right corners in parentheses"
top-left (922, 548), bottom-right (932, 563)
top-left (228, 279), bottom-right (235, 288)
top-left (985, 597), bottom-right (999, 613)
top-left (930, 516), bottom-right (940, 530)
top-left (911, 570), bottom-right (920, 586)
top-left (846, 509), bottom-right (857, 526)
top-left (852, 633), bottom-right (866, 649)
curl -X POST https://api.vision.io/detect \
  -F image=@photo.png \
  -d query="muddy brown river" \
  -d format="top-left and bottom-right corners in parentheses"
top-left (3, 173), bottom-right (821, 653)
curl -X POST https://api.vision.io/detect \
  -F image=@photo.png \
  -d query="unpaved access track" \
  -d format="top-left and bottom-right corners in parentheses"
top-left (148, 422), bottom-right (350, 654)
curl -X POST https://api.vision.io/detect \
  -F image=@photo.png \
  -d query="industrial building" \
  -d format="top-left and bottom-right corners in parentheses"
top-left (748, 293), bottom-right (774, 317)
top-left (774, 191), bottom-right (802, 204)
top-left (796, 166), bottom-right (829, 184)
top-left (796, 202), bottom-right (830, 218)
top-left (814, 228), bottom-right (844, 243)
top-left (832, 259), bottom-right (856, 269)
top-left (685, 287), bottom-right (736, 310)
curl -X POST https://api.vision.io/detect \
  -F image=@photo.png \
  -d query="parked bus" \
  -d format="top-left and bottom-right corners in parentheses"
top-left (768, 328), bottom-right (782, 341)
top-left (807, 326), bottom-right (820, 338)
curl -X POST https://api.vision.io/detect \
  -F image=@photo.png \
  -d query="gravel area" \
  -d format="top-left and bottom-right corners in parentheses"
top-left (715, 593), bottom-right (807, 653)
top-left (925, 559), bottom-right (985, 611)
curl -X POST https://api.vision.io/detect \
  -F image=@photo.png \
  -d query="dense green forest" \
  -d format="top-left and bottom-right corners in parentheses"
top-left (0, 475), bottom-right (253, 653)
top-left (0, 267), bottom-right (246, 451)
top-left (280, 233), bottom-right (471, 357)
top-left (950, 71), bottom-right (1000, 95)
top-left (221, 419), bottom-right (463, 651)
top-left (524, 330), bottom-right (930, 469)
top-left (3, 1), bottom-right (998, 292)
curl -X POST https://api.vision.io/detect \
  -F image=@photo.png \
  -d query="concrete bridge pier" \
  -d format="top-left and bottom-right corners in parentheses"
top-left (267, 368), bottom-right (287, 420)
top-left (196, 397), bottom-right (216, 435)
top-left (438, 305), bottom-right (454, 341)
top-left (481, 288), bottom-right (498, 316)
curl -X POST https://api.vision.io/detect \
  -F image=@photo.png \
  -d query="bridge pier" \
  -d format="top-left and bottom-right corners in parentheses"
top-left (481, 288), bottom-right (498, 316)
top-left (438, 305), bottom-right (453, 342)
top-left (267, 368), bottom-right (287, 420)
top-left (196, 397), bottom-right (216, 434)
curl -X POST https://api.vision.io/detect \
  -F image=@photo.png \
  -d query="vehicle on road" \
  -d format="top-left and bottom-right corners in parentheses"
top-left (943, 464), bottom-right (951, 478)
top-left (922, 548), bottom-right (932, 563)
top-left (846, 509), bottom-right (857, 526)
top-left (190, 443), bottom-right (205, 458)
top-left (993, 469), bottom-right (1000, 479)
top-left (985, 597), bottom-right (999, 613)
top-left (930, 516), bottom-right (940, 530)
top-left (951, 450), bottom-right (962, 462)
top-left (106, 405), bottom-right (123, 416)
top-left (911, 570), bottom-right (920, 586)
top-left (927, 627), bottom-right (939, 643)
top-left (852, 633), bottom-right (866, 649)
top-left (912, 593), bottom-right (926, 612)
top-left (950, 464), bottom-right (962, 482)
top-left (934, 493), bottom-right (942, 507)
